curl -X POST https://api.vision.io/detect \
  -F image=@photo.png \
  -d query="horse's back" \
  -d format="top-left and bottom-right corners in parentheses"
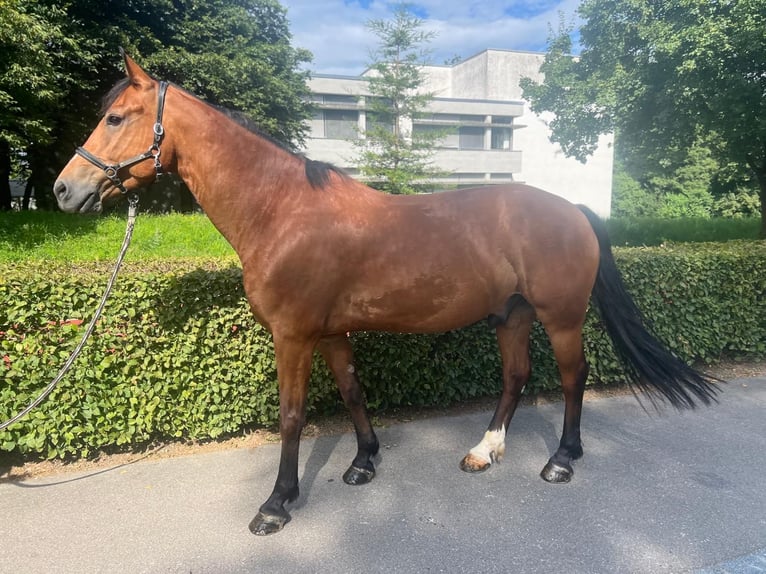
top-left (393, 182), bottom-right (599, 270)
top-left (321, 182), bottom-right (601, 334)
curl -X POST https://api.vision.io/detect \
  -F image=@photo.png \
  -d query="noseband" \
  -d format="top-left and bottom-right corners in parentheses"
top-left (75, 80), bottom-right (169, 195)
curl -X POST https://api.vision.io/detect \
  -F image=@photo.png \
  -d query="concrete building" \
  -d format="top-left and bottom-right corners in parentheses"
top-left (304, 49), bottom-right (613, 217)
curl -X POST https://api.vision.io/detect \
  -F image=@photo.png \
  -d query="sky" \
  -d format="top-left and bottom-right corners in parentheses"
top-left (279, 0), bottom-right (582, 76)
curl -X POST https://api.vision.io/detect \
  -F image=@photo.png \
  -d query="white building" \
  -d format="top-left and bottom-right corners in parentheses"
top-left (304, 49), bottom-right (613, 217)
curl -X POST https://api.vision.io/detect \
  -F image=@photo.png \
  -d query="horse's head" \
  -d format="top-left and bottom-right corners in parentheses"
top-left (54, 52), bottom-right (169, 213)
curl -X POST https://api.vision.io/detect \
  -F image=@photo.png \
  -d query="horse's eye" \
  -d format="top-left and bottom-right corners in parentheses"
top-left (106, 114), bottom-right (123, 126)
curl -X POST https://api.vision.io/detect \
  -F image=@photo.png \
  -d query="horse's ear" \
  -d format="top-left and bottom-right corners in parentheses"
top-left (121, 49), bottom-right (153, 89)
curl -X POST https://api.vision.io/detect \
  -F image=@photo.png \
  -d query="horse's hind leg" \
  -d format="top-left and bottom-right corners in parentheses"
top-left (460, 302), bottom-right (535, 472)
top-left (539, 324), bottom-right (589, 483)
top-left (318, 335), bottom-right (379, 485)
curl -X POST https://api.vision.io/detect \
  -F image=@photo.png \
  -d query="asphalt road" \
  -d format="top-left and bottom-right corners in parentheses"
top-left (1, 377), bottom-right (765, 574)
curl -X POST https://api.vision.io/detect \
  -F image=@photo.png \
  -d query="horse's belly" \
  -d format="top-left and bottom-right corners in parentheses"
top-left (335, 276), bottom-right (507, 334)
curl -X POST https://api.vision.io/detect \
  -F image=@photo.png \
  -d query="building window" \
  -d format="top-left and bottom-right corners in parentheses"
top-left (491, 127), bottom-right (512, 150)
top-left (418, 113), bottom-right (460, 124)
top-left (323, 109), bottom-right (358, 139)
top-left (365, 111), bottom-right (394, 135)
top-left (313, 94), bottom-right (359, 105)
top-left (459, 126), bottom-right (485, 150)
top-left (414, 124), bottom-right (510, 151)
top-left (412, 124), bottom-right (458, 148)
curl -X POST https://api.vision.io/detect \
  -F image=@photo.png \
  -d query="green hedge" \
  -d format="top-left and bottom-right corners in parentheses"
top-left (606, 216), bottom-right (761, 246)
top-left (1, 241), bottom-right (765, 459)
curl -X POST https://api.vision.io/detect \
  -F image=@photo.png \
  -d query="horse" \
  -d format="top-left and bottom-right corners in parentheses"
top-left (53, 53), bottom-right (718, 535)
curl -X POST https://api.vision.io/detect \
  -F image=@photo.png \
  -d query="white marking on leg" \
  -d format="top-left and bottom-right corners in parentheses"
top-left (468, 425), bottom-right (506, 465)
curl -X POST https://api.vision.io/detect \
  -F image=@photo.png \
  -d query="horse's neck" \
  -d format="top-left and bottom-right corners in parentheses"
top-left (168, 91), bottom-right (304, 255)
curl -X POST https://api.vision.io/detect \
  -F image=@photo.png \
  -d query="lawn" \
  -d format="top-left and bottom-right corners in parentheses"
top-left (0, 211), bottom-right (235, 262)
top-left (0, 211), bottom-right (760, 262)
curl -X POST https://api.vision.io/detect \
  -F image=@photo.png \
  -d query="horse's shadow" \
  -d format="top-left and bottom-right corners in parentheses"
top-left (0, 211), bottom-right (102, 253)
top-left (150, 266), bottom-right (248, 330)
top-left (290, 433), bottom-right (347, 511)
top-left (289, 396), bottom-right (567, 513)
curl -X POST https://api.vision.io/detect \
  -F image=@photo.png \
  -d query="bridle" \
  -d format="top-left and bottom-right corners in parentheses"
top-left (75, 80), bottom-right (169, 195)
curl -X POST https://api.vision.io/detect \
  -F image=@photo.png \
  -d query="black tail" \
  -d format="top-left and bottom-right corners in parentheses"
top-left (578, 206), bottom-right (720, 409)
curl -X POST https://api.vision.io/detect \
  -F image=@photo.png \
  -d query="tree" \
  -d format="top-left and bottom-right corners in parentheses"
top-left (141, 0), bottom-right (312, 147)
top-left (0, 1), bottom-right (99, 210)
top-left (0, 0), bottom-right (312, 210)
top-left (611, 160), bottom-right (658, 218)
top-left (710, 161), bottom-right (761, 218)
top-left (521, 1), bottom-right (766, 237)
top-left (353, 4), bottom-right (443, 194)
top-left (613, 131), bottom-right (760, 219)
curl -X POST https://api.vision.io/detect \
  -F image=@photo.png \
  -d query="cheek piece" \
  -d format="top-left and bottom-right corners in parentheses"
top-left (75, 80), bottom-right (168, 195)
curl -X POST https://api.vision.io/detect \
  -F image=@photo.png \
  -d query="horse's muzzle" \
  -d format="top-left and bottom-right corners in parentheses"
top-left (53, 179), bottom-right (103, 214)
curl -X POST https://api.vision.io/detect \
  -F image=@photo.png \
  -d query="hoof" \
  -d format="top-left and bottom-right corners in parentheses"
top-left (540, 460), bottom-right (574, 483)
top-left (249, 511), bottom-right (290, 536)
top-left (459, 453), bottom-right (491, 473)
top-left (343, 465), bottom-right (375, 485)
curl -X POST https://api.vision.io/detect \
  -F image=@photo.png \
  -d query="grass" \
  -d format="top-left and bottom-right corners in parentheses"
top-left (0, 211), bottom-right (761, 262)
top-left (0, 211), bottom-right (235, 262)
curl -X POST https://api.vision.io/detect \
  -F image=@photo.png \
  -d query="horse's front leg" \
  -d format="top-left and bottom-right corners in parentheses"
top-left (318, 335), bottom-right (379, 484)
top-left (249, 335), bottom-right (314, 536)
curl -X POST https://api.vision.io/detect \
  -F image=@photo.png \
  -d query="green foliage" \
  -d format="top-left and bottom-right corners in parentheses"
top-left (2, 0), bottom-right (312, 210)
top-left (611, 161), bottom-right (658, 218)
top-left (0, 1), bottom-right (101, 150)
top-left (711, 161), bottom-right (762, 218)
top-left (649, 142), bottom-right (717, 218)
top-left (353, 4), bottom-right (443, 194)
top-left (713, 189), bottom-right (762, 219)
top-left (606, 217), bottom-right (761, 246)
top-left (0, 261), bottom-right (280, 457)
top-left (0, 0), bottom-right (101, 209)
top-left (141, 0), bottom-right (312, 146)
top-left (520, 18), bottom-right (607, 162)
top-left (522, 0), bottom-right (766, 236)
top-left (613, 139), bottom-right (761, 219)
top-left (1, 242), bottom-right (764, 459)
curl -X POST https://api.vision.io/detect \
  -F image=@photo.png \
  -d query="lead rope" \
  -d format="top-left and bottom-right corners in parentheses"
top-left (0, 194), bottom-right (139, 431)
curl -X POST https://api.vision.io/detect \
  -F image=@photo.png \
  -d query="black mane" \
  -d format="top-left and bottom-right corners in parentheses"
top-left (304, 158), bottom-right (345, 189)
top-left (100, 78), bottom-right (345, 190)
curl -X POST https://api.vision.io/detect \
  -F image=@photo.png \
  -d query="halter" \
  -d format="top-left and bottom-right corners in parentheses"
top-left (75, 80), bottom-right (169, 195)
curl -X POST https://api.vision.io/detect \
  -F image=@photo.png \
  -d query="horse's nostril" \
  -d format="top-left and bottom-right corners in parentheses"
top-left (53, 180), bottom-right (67, 199)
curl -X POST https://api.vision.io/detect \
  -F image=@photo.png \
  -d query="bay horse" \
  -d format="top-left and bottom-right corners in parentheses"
top-left (53, 53), bottom-right (718, 535)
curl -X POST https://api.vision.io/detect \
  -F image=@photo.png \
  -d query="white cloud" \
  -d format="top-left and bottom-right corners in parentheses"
top-left (281, 0), bottom-right (582, 75)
